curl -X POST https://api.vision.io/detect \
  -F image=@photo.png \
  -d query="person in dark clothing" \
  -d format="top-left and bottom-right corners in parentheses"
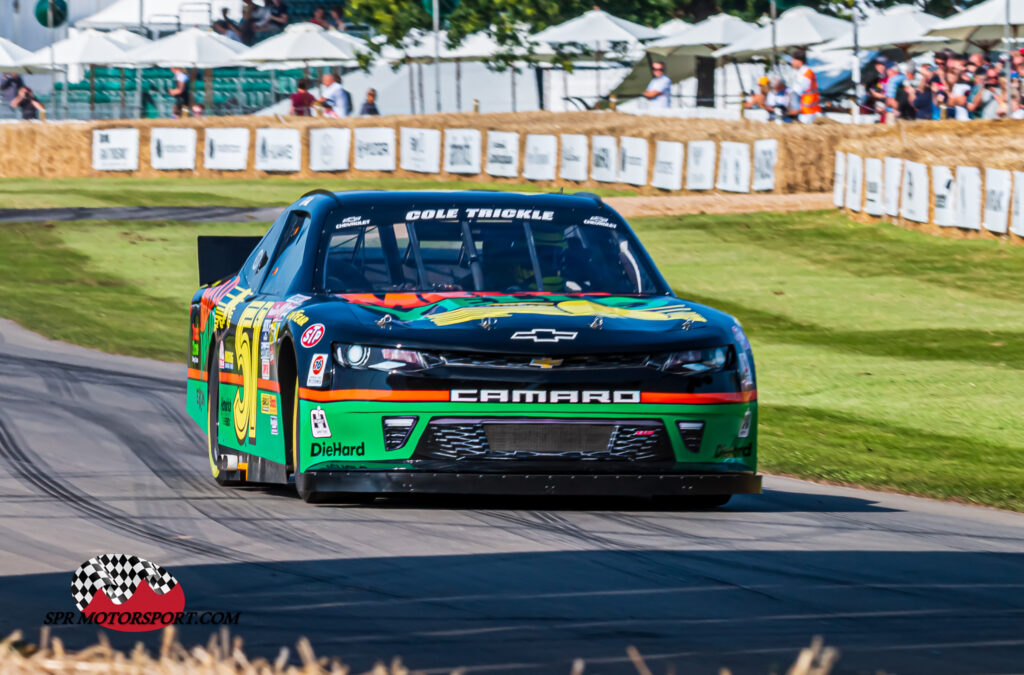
top-left (1, 73), bottom-right (26, 104)
top-left (11, 86), bottom-right (45, 120)
top-left (360, 88), bottom-right (379, 115)
top-left (170, 67), bottom-right (191, 117)
top-left (290, 79), bottom-right (316, 116)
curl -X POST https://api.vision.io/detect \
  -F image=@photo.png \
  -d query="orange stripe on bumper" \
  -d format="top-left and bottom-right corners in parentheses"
top-left (186, 368), bottom-right (208, 382)
top-left (300, 388), bottom-right (450, 402)
top-left (641, 391), bottom-right (757, 404)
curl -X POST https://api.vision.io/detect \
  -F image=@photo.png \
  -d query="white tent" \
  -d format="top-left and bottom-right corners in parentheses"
top-left (124, 26), bottom-right (245, 67)
top-left (105, 29), bottom-right (153, 51)
top-left (648, 14), bottom-right (758, 57)
top-left (714, 6), bottom-right (849, 60)
top-left (21, 29), bottom-right (128, 68)
top-left (656, 18), bottom-right (691, 36)
top-left (821, 5), bottom-right (946, 54)
top-left (532, 8), bottom-right (662, 51)
top-left (0, 37), bottom-right (37, 72)
top-left (927, 0), bottom-right (1024, 45)
top-left (76, 0), bottom-right (245, 30)
top-left (238, 23), bottom-right (358, 66)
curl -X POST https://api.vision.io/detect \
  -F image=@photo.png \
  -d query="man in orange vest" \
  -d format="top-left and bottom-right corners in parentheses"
top-left (790, 49), bottom-right (821, 123)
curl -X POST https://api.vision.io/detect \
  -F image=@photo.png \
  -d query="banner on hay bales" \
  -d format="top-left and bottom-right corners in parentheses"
top-left (559, 134), bottom-right (588, 182)
top-left (686, 140), bottom-right (715, 191)
top-left (883, 157), bottom-right (902, 217)
top-left (255, 128), bottom-right (301, 172)
top-left (150, 128), bottom-right (196, 171)
top-left (618, 136), bottom-right (648, 186)
top-left (354, 127), bottom-right (396, 171)
top-left (1013, 171), bottom-right (1024, 237)
top-left (204, 128), bottom-right (249, 171)
top-left (400, 127), bottom-right (442, 174)
top-left (651, 140), bottom-right (683, 191)
top-left (485, 130), bottom-right (519, 177)
top-left (845, 153), bottom-right (862, 212)
top-left (443, 129), bottom-right (481, 175)
top-left (591, 135), bottom-right (617, 183)
top-left (864, 158), bottom-right (884, 216)
top-left (900, 161), bottom-right (929, 223)
top-left (309, 128), bottom-right (351, 172)
top-left (832, 151), bottom-right (845, 207)
top-left (933, 165), bottom-right (955, 226)
top-left (92, 128), bottom-right (139, 172)
top-left (523, 134), bottom-right (557, 181)
top-left (983, 168), bottom-right (1011, 234)
top-left (717, 141), bottom-right (750, 193)
top-left (955, 166), bottom-right (982, 230)
top-left (752, 139), bottom-right (777, 192)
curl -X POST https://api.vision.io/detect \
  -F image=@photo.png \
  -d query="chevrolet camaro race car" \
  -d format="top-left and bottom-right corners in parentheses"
top-left (185, 190), bottom-right (760, 505)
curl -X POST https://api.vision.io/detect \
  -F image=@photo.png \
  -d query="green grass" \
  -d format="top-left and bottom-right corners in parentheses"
top-left (1, 209), bottom-right (1021, 510)
top-left (0, 177), bottom-right (632, 209)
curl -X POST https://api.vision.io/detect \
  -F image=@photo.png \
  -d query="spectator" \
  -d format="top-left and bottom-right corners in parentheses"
top-left (789, 49), bottom-right (821, 123)
top-left (255, 0), bottom-right (288, 36)
top-left (763, 77), bottom-right (795, 122)
top-left (213, 20), bottom-right (242, 42)
top-left (318, 72), bottom-right (351, 117)
top-left (290, 78), bottom-right (316, 115)
top-left (328, 6), bottom-right (345, 29)
top-left (169, 67), bottom-right (191, 117)
top-left (1, 72), bottom-right (26, 104)
top-left (11, 86), bottom-right (44, 119)
top-left (911, 74), bottom-right (934, 120)
top-left (947, 55), bottom-right (972, 120)
top-left (360, 88), bottom-right (380, 115)
top-left (863, 57), bottom-right (887, 115)
top-left (967, 70), bottom-right (999, 119)
top-left (882, 60), bottom-right (904, 118)
top-left (641, 61), bottom-right (671, 109)
top-left (191, 103), bottom-right (205, 117)
top-left (744, 75), bottom-right (769, 111)
top-left (238, 0), bottom-right (259, 44)
top-left (310, 7), bottom-right (330, 28)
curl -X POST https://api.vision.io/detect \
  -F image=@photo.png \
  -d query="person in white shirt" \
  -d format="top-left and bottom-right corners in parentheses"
top-left (642, 61), bottom-right (672, 109)
top-left (317, 72), bottom-right (350, 117)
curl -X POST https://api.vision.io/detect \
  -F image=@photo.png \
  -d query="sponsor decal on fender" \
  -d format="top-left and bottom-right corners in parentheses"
top-left (310, 441), bottom-right (365, 457)
top-left (301, 323), bottom-right (325, 348)
top-left (310, 406), bottom-right (331, 438)
top-left (260, 392), bottom-right (277, 415)
top-left (307, 353), bottom-right (327, 387)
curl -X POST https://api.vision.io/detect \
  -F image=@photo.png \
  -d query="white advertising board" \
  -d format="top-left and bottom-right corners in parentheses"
top-left (752, 139), bottom-right (778, 191)
top-left (255, 128), bottom-right (301, 172)
top-left (443, 128), bottom-right (482, 175)
top-left (92, 128), bottom-right (139, 171)
top-left (1012, 171), bottom-right (1024, 237)
top-left (354, 127), bottom-right (397, 171)
top-left (833, 151), bottom-right (846, 207)
top-left (522, 134), bottom-right (558, 181)
top-left (864, 158), bottom-right (884, 216)
top-left (309, 128), bottom-right (351, 172)
top-left (590, 135), bottom-right (618, 183)
top-left (204, 128), bottom-right (249, 171)
top-left (845, 153), bottom-right (863, 212)
top-left (150, 128), bottom-right (196, 171)
top-left (400, 127), bottom-right (442, 174)
top-left (900, 160), bottom-right (929, 223)
top-left (651, 140), bottom-right (684, 191)
top-left (685, 140), bottom-right (716, 191)
top-left (932, 165), bottom-right (955, 226)
top-left (618, 136), bottom-right (649, 186)
top-left (955, 165), bottom-right (982, 230)
top-left (716, 141), bottom-right (750, 193)
top-left (485, 130), bottom-right (519, 177)
top-left (983, 168), bottom-right (1011, 234)
top-left (883, 157), bottom-right (903, 216)
top-left (559, 134), bottom-right (588, 182)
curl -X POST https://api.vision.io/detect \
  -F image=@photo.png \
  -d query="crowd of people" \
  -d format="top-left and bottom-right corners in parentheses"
top-left (289, 74), bottom-right (379, 117)
top-left (211, 0), bottom-right (347, 46)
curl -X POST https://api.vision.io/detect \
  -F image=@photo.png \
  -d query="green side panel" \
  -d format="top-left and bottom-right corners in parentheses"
top-left (186, 379), bottom-right (207, 429)
top-left (215, 382), bottom-right (286, 464)
top-left (296, 400), bottom-right (757, 473)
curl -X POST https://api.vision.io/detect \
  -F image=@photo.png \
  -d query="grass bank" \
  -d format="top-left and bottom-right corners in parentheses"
top-left (0, 210), bottom-right (1021, 509)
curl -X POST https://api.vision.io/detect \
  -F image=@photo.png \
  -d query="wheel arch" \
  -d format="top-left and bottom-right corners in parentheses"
top-left (277, 335), bottom-right (298, 472)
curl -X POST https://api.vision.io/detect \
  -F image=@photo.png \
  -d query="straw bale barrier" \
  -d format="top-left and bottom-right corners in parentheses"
top-left (0, 112), bottom-right (875, 195)
top-left (836, 119), bottom-right (1024, 246)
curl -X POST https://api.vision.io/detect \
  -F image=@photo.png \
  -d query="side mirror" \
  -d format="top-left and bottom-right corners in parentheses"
top-left (252, 249), bottom-right (269, 274)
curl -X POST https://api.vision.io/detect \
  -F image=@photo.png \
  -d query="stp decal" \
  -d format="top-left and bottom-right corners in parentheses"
top-left (301, 323), bottom-right (325, 348)
top-left (70, 554), bottom-right (185, 632)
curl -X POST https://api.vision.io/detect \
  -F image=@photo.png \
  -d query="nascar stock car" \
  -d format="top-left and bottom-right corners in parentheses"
top-left (185, 190), bottom-right (760, 505)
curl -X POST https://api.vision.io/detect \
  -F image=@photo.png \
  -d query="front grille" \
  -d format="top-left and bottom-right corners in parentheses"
top-left (425, 351), bottom-right (650, 370)
top-left (416, 418), bottom-right (673, 461)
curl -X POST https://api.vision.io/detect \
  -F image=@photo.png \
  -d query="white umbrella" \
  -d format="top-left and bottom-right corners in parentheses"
top-left (927, 0), bottom-right (1024, 45)
top-left (22, 29), bottom-right (128, 68)
top-left (648, 14), bottom-right (758, 57)
top-left (105, 29), bottom-right (152, 51)
top-left (238, 23), bottom-right (358, 66)
top-left (821, 5), bottom-right (946, 53)
top-left (124, 27), bottom-right (245, 68)
top-left (714, 6), bottom-right (849, 60)
top-left (656, 18), bottom-right (691, 36)
top-left (0, 37), bottom-right (38, 73)
top-left (533, 8), bottom-right (662, 49)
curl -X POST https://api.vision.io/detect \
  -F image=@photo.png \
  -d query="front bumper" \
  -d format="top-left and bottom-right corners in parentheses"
top-left (296, 464), bottom-right (762, 499)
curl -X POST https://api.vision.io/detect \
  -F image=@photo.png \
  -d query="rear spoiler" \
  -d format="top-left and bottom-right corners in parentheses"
top-left (197, 236), bottom-right (263, 287)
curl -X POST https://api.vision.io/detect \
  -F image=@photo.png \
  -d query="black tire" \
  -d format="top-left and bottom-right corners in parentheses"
top-left (207, 343), bottom-right (244, 487)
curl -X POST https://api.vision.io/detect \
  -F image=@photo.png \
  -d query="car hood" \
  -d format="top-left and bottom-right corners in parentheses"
top-left (298, 293), bottom-right (737, 355)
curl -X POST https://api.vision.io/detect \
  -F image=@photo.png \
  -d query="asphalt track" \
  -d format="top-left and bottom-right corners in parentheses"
top-left (0, 317), bottom-right (1022, 674)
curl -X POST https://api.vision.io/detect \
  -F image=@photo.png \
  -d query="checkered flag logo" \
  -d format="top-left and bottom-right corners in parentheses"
top-left (71, 554), bottom-right (178, 611)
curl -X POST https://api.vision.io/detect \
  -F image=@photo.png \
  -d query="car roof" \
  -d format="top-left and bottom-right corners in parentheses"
top-left (294, 190), bottom-right (608, 211)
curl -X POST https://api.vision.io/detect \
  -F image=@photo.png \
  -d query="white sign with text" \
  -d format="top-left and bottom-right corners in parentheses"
top-left (955, 166), bottom-right (982, 230)
top-left (883, 156), bottom-right (903, 216)
top-left (443, 128), bottom-right (482, 175)
top-left (752, 139), bottom-right (778, 191)
top-left (590, 135), bottom-right (618, 183)
top-left (255, 128), bottom-right (301, 172)
top-left (932, 165), bottom-right (955, 226)
top-left (717, 141), bottom-right (751, 193)
top-left (685, 140), bottom-right (716, 191)
top-left (523, 134), bottom-right (558, 181)
top-left (400, 127), bottom-right (442, 174)
top-left (651, 140), bottom-right (684, 191)
top-left (618, 136), bottom-right (649, 186)
top-left (92, 128), bottom-right (139, 171)
top-left (150, 128), bottom-right (196, 171)
top-left (900, 161), bottom-right (929, 223)
top-left (204, 128), bottom-right (250, 171)
top-left (983, 168), bottom-right (1011, 234)
top-left (559, 134), bottom-right (588, 182)
top-left (864, 157), bottom-right (884, 216)
top-left (845, 153), bottom-right (862, 212)
top-left (485, 130), bottom-right (520, 177)
top-left (354, 127), bottom-right (396, 171)
top-left (309, 128), bottom-right (351, 172)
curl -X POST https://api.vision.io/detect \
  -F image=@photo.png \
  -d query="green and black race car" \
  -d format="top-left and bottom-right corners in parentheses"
top-left (185, 190), bottom-right (760, 505)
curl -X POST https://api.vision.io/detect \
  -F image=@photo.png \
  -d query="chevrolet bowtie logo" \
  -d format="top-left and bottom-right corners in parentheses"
top-left (510, 328), bottom-right (578, 343)
top-left (529, 357), bottom-right (564, 369)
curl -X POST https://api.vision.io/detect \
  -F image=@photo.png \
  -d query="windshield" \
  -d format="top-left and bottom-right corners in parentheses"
top-left (322, 206), bottom-right (663, 295)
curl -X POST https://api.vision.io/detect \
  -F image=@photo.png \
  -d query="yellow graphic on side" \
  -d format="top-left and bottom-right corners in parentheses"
top-left (233, 301), bottom-right (273, 445)
top-left (427, 300), bottom-right (706, 327)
